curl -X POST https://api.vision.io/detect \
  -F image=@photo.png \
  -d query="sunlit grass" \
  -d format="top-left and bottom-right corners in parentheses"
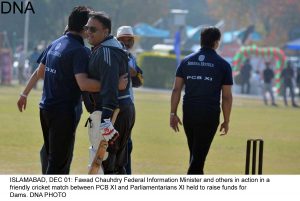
top-left (0, 85), bottom-right (299, 174)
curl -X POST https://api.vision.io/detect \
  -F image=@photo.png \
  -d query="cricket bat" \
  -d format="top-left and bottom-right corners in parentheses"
top-left (88, 108), bottom-right (120, 174)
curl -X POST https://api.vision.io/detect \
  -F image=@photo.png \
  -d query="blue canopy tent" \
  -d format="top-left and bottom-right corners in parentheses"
top-left (133, 23), bottom-right (170, 50)
top-left (185, 26), bottom-right (262, 44)
top-left (133, 23), bottom-right (170, 38)
top-left (186, 25), bottom-right (203, 41)
top-left (223, 29), bottom-right (262, 44)
top-left (285, 38), bottom-right (300, 50)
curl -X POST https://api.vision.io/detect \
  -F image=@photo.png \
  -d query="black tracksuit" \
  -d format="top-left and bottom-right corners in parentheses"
top-left (83, 36), bottom-right (135, 174)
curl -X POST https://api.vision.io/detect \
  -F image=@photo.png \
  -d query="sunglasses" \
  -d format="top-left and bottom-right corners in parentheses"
top-left (83, 25), bottom-right (98, 33)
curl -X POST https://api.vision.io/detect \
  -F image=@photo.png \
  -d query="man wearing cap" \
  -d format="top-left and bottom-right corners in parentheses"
top-left (116, 26), bottom-right (144, 174)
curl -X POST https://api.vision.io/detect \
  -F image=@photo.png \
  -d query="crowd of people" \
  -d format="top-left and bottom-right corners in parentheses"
top-left (238, 59), bottom-right (299, 107)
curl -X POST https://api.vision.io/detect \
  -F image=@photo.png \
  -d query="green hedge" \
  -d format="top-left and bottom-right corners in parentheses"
top-left (137, 52), bottom-right (178, 89)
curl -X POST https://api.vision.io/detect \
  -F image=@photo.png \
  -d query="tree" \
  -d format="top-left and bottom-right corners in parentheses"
top-left (0, 0), bottom-right (171, 50)
top-left (206, 0), bottom-right (300, 46)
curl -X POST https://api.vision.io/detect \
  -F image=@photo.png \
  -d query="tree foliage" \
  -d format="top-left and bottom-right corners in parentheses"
top-left (0, 0), bottom-right (169, 49)
top-left (0, 0), bottom-right (215, 50)
top-left (206, 0), bottom-right (300, 45)
top-left (4, 0), bottom-right (298, 50)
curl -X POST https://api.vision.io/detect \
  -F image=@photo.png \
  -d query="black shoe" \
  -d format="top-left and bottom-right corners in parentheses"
top-left (272, 103), bottom-right (278, 107)
top-left (292, 104), bottom-right (299, 108)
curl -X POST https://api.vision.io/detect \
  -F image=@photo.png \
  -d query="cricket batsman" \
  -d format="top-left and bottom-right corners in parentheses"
top-left (83, 11), bottom-right (135, 174)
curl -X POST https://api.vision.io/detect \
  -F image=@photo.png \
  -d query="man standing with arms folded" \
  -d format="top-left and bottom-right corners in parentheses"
top-left (170, 27), bottom-right (233, 174)
top-left (84, 12), bottom-right (135, 174)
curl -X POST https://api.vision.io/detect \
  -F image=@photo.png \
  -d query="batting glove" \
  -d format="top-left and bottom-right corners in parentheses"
top-left (99, 119), bottom-right (119, 144)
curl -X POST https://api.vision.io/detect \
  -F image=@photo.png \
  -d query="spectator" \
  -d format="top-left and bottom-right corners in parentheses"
top-left (262, 62), bottom-right (277, 106)
top-left (16, 46), bottom-right (26, 85)
top-left (240, 58), bottom-right (252, 94)
top-left (28, 47), bottom-right (40, 89)
top-left (281, 61), bottom-right (298, 107)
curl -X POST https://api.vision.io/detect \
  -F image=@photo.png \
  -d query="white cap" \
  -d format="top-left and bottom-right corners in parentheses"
top-left (117, 26), bottom-right (135, 38)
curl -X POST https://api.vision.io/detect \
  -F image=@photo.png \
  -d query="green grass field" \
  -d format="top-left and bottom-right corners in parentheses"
top-left (0, 85), bottom-right (300, 174)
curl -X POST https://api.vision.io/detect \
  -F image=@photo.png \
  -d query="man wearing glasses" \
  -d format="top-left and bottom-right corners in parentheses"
top-left (83, 12), bottom-right (135, 174)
